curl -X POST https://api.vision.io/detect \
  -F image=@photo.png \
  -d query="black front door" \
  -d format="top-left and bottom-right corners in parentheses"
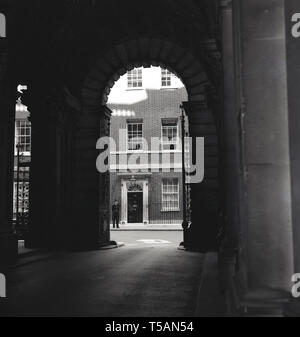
top-left (128, 192), bottom-right (143, 223)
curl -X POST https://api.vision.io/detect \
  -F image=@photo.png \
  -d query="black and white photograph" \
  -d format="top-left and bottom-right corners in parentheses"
top-left (0, 0), bottom-right (300, 324)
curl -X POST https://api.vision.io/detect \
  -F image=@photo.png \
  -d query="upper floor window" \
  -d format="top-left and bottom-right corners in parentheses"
top-left (15, 120), bottom-right (31, 155)
top-left (127, 121), bottom-right (143, 151)
top-left (161, 119), bottom-right (179, 151)
top-left (161, 68), bottom-right (172, 87)
top-left (127, 68), bottom-right (143, 88)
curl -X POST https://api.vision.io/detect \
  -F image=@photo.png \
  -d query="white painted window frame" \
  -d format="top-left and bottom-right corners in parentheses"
top-left (161, 119), bottom-right (179, 152)
top-left (127, 68), bottom-right (143, 89)
top-left (161, 178), bottom-right (180, 212)
top-left (127, 121), bottom-right (144, 152)
top-left (161, 68), bottom-right (172, 87)
top-left (15, 119), bottom-right (31, 156)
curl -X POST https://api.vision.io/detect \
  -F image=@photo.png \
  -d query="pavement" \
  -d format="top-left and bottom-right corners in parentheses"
top-left (0, 231), bottom-right (225, 317)
top-left (18, 240), bottom-right (38, 256)
top-left (110, 223), bottom-right (183, 231)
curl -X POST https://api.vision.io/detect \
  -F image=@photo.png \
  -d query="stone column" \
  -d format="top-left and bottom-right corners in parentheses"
top-left (284, 0), bottom-right (300, 316)
top-left (59, 104), bottom-right (81, 250)
top-left (182, 101), bottom-right (219, 251)
top-left (0, 51), bottom-right (18, 267)
top-left (42, 103), bottom-right (67, 249)
top-left (70, 105), bottom-right (112, 250)
top-left (26, 87), bottom-right (68, 249)
top-left (237, 0), bottom-right (294, 293)
top-left (25, 90), bottom-right (53, 248)
top-left (218, 0), bottom-right (242, 289)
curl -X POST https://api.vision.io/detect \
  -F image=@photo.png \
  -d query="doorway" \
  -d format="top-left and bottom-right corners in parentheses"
top-left (128, 192), bottom-right (143, 223)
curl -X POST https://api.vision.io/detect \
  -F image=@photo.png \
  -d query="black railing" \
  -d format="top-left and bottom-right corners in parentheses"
top-left (14, 144), bottom-right (31, 240)
top-left (13, 212), bottom-right (29, 239)
top-left (149, 202), bottom-right (183, 224)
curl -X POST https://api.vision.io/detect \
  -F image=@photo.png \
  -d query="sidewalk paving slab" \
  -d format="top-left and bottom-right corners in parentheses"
top-left (194, 252), bottom-right (226, 317)
top-left (111, 224), bottom-right (183, 231)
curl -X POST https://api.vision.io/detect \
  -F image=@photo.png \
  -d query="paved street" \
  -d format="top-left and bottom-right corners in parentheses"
top-left (0, 231), bottom-right (214, 317)
top-left (111, 229), bottom-right (183, 247)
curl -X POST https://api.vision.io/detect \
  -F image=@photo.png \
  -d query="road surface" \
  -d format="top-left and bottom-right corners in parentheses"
top-left (0, 231), bottom-right (206, 317)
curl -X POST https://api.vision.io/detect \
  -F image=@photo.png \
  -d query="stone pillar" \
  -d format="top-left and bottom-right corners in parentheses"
top-left (59, 104), bottom-right (81, 249)
top-left (70, 105), bottom-right (112, 250)
top-left (42, 102), bottom-right (68, 249)
top-left (0, 51), bottom-right (18, 267)
top-left (284, 0), bottom-right (300, 316)
top-left (26, 90), bottom-right (55, 248)
top-left (183, 101), bottom-right (219, 251)
top-left (237, 0), bottom-right (294, 293)
top-left (26, 87), bottom-right (73, 249)
top-left (218, 0), bottom-right (242, 289)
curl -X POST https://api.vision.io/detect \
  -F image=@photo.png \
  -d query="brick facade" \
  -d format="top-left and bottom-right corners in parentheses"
top-left (108, 67), bottom-right (188, 224)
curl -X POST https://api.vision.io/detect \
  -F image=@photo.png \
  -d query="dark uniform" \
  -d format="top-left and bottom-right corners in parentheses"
top-left (112, 202), bottom-right (120, 228)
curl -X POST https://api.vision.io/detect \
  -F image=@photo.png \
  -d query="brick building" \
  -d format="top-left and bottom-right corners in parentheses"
top-left (107, 66), bottom-right (188, 225)
top-left (13, 98), bottom-right (31, 233)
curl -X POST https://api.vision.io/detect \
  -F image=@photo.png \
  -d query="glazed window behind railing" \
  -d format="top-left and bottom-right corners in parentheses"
top-left (162, 178), bottom-right (180, 211)
top-left (149, 202), bottom-right (182, 224)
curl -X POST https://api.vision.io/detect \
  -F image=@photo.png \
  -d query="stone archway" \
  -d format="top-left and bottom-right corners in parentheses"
top-left (68, 37), bottom-right (220, 250)
top-left (82, 38), bottom-right (209, 106)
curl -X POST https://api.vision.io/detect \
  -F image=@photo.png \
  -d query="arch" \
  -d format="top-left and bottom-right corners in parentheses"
top-left (82, 37), bottom-right (209, 106)
top-left (73, 36), bottom-right (219, 252)
top-left (128, 183), bottom-right (143, 192)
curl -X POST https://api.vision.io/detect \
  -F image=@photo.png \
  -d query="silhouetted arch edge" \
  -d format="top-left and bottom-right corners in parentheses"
top-left (82, 37), bottom-right (209, 106)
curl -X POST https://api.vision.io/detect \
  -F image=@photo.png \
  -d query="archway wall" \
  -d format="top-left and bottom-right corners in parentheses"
top-left (0, 13), bottom-right (18, 267)
top-left (70, 105), bottom-right (112, 250)
top-left (71, 37), bottom-right (220, 250)
top-left (81, 38), bottom-right (209, 107)
top-left (0, 1), bottom-right (222, 255)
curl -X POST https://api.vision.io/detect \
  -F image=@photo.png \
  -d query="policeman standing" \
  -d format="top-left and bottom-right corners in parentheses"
top-left (112, 199), bottom-right (120, 229)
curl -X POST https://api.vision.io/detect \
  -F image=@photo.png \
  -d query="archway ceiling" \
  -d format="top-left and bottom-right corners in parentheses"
top-left (82, 37), bottom-right (209, 106)
top-left (11, 0), bottom-right (220, 103)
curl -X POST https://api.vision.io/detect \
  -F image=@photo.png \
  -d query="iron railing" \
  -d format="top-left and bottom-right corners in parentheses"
top-left (149, 202), bottom-right (183, 224)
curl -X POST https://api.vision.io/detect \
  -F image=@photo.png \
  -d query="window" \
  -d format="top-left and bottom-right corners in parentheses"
top-left (13, 181), bottom-right (30, 214)
top-left (127, 68), bottom-right (143, 88)
top-left (15, 120), bottom-right (31, 154)
top-left (161, 68), bottom-right (172, 87)
top-left (127, 122), bottom-right (143, 151)
top-left (162, 178), bottom-right (179, 211)
top-left (161, 119), bottom-right (179, 151)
